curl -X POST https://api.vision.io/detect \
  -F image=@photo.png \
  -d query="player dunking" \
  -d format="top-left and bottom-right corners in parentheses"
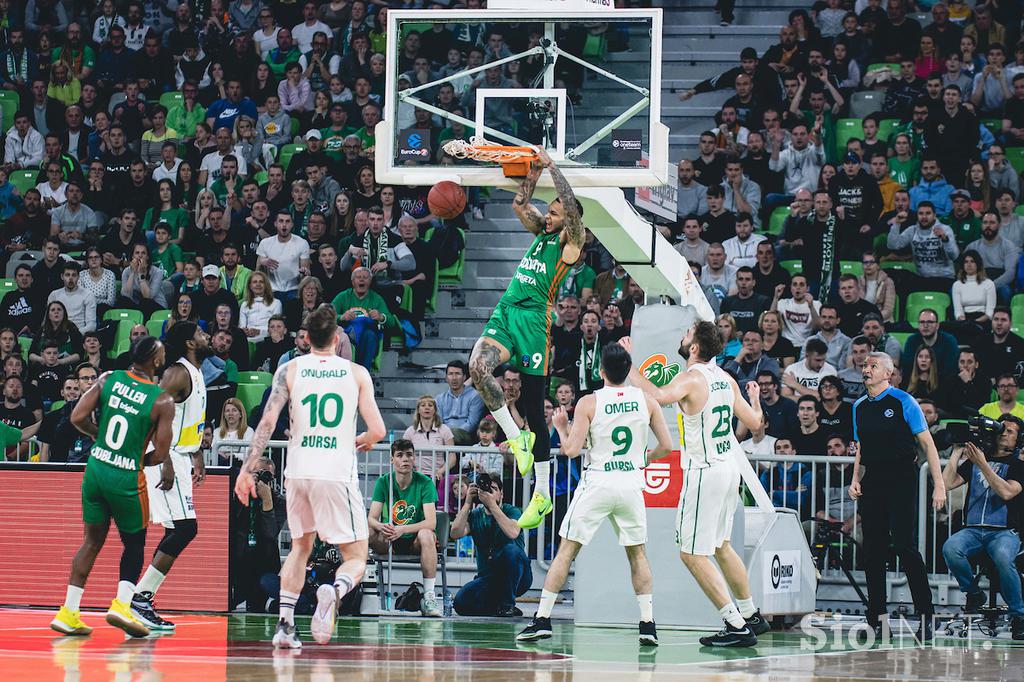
top-left (468, 147), bottom-right (586, 529)
top-left (517, 343), bottom-right (672, 645)
top-left (622, 322), bottom-right (771, 648)
top-left (236, 304), bottom-right (386, 649)
top-left (51, 337), bottom-right (175, 638)
top-left (132, 322), bottom-right (210, 632)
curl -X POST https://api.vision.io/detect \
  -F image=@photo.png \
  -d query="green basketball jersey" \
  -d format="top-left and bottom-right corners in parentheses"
top-left (90, 370), bottom-right (164, 472)
top-left (500, 231), bottom-right (570, 311)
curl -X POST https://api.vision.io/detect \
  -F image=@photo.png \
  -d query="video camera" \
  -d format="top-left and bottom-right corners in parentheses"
top-left (255, 469), bottom-right (275, 485)
top-left (946, 415), bottom-right (1006, 453)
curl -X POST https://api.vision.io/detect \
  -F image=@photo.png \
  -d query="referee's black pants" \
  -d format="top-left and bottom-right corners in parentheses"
top-left (860, 485), bottom-right (934, 622)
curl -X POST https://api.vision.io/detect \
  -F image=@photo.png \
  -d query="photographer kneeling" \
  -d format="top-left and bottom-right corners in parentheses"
top-left (450, 473), bottom-right (532, 617)
top-left (941, 415), bottom-right (1024, 639)
top-left (229, 457), bottom-right (287, 611)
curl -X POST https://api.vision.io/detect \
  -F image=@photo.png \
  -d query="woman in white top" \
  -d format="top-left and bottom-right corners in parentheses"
top-left (951, 249), bottom-right (996, 323)
top-left (36, 161), bottom-right (68, 213)
top-left (402, 395), bottom-right (457, 510)
top-left (239, 272), bottom-right (282, 342)
top-left (80, 246), bottom-right (118, 316)
top-left (210, 397), bottom-right (255, 465)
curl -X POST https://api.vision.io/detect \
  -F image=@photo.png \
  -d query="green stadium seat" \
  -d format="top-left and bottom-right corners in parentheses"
top-left (290, 116), bottom-right (300, 138)
top-left (424, 227), bottom-right (466, 285)
top-left (103, 308), bottom-right (144, 326)
top-left (146, 319), bottom-right (164, 338)
top-left (1007, 148), bottom-right (1024, 174)
top-left (0, 98), bottom-right (16, 134)
top-left (905, 291), bottom-right (951, 326)
top-left (253, 170), bottom-right (269, 186)
top-left (400, 284), bottom-right (413, 313)
top-left (159, 91), bottom-right (183, 109)
top-left (767, 206), bottom-right (789, 236)
top-left (238, 371), bottom-right (273, 386)
top-left (0, 90), bottom-right (21, 108)
top-left (0, 279), bottom-right (15, 295)
top-left (1015, 205), bottom-right (1024, 217)
top-left (8, 169), bottom-right (37, 195)
top-left (235, 383), bottom-right (267, 416)
top-left (278, 143), bottom-right (306, 172)
top-left (839, 261), bottom-right (863, 276)
top-left (889, 331), bottom-right (912, 348)
top-left (780, 260), bottom-right (803, 276)
top-left (108, 320), bottom-right (136, 359)
top-left (881, 260), bottom-right (917, 274)
top-left (835, 118), bottom-right (865, 160)
top-left (981, 118), bottom-right (1003, 137)
top-left (18, 336), bottom-right (30, 358)
top-left (149, 309), bottom-right (172, 323)
top-left (878, 118), bottom-right (898, 142)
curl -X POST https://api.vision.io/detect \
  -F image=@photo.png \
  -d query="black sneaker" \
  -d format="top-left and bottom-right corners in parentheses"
top-left (516, 616), bottom-right (553, 641)
top-left (745, 610), bottom-right (770, 636)
top-left (639, 620), bottom-right (658, 646)
top-left (699, 622), bottom-right (757, 647)
top-left (495, 605), bottom-right (523, 618)
top-left (131, 593), bottom-right (175, 632)
top-left (1011, 616), bottom-right (1024, 640)
top-left (964, 591), bottom-right (986, 614)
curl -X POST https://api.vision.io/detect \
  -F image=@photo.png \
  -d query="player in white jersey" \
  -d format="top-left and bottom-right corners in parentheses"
top-left (132, 322), bottom-right (211, 632)
top-left (236, 305), bottom-right (385, 650)
top-left (622, 321), bottom-right (771, 648)
top-left (517, 344), bottom-right (672, 645)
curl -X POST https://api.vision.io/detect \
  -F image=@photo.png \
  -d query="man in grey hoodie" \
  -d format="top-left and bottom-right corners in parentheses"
top-left (966, 210), bottom-right (1019, 301)
top-left (988, 144), bottom-right (1022, 199)
top-left (886, 201), bottom-right (960, 293)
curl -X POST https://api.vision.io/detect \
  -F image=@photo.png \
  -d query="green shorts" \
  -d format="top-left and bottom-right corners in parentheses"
top-left (81, 459), bottom-right (149, 534)
top-left (481, 302), bottom-right (553, 376)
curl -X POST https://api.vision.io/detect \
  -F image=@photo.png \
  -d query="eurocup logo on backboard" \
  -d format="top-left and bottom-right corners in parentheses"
top-left (398, 130), bottom-right (431, 161)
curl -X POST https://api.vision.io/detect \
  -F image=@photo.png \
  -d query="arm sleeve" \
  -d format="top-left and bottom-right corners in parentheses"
top-left (942, 226), bottom-right (960, 259)
top-left (985, 280), bottom-right (997, 318)
top-left (997, 246), bottom-right (1019, 287)
top-left (851, 400), bottom-right (860, 442)
top-left (952, 281), bottom-right (964, 319)
top-left (887, 223), bottom-right (912, 249)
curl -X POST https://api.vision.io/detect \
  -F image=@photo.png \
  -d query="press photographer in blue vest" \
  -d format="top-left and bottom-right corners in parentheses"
top-left (941, 414), bottom-right (1024, 640)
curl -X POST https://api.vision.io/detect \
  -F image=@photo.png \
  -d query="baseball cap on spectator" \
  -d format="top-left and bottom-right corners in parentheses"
top-left (202, 265), bottom-right (220, 279)
top-left (305, 130), bottom-right (322, 141)
top-left (950, 189), bottom-right (971, 201)
top-left (843, 152), bottom-right (859, 164)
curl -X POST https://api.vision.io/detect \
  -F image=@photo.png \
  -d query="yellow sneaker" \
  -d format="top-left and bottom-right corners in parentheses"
top-left (106, 599), bottom-right (150, 638)
top-left (50, 606), bottom-right (93, 636)
top-left (517, 491), bottom-right (553, 529)
top-left (504, 431), bottom-right (536, 476)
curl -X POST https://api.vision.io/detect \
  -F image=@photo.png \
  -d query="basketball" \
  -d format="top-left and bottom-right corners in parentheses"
top-left (428, 181), bottom-right (467, 220)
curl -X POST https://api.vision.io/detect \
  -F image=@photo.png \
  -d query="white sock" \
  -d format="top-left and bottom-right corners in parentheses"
top-left (537, 589), bottom-right (558, 618)
top-left (116, 581), bottom-right (135, 605)
top-left (334, 573), bottom-right (355, 597)
top-left (280, 590), bottom-right (299, 626)
top-left (423, 577), bottom-right (436, 595)
top-left (637, 594), bottom-right (653, 622)
top-left (135, 566), bottom-right (166, 598)
top-left (64, 585), bottom-right (84, 611)
top-left (492, 405), bottom-right (521, 440)
top-left (719, 603), bottom-right (745, 629)
top-left (533, 460), bottom-right (551, 497)
top-left (736, 597), bottom-right (756, 619)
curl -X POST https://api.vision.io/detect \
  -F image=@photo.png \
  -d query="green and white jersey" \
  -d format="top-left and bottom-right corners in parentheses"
top-left (500, 230), bottom-right (569, 312)
top-left (583, 385), bottom-right (650, 489)
top-left (92, 370), bottom-right (164, 472)
top-left (680, 362), bottom-right (739, 470)
top-left (287, 352), bottom-right (360, 483)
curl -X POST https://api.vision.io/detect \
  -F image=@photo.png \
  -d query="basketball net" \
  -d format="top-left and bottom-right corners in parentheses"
top-left (441, 136), bottom-right (539, 177)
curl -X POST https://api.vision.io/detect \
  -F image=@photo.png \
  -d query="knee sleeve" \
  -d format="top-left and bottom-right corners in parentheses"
top-left (118, 529), bottom-right (147, 584)
top-left (520, 374), bottom-right (549, 462)
top-left (157, 519), bottom-right (198, 558)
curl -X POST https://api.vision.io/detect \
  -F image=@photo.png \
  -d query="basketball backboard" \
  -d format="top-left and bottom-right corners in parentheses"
top-left (376, 8), bottom-right (667, 189)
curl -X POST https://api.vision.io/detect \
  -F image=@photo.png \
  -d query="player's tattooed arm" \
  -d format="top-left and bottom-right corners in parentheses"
top-left (246, 364), bottom-right (291, 470)
top-left (512, 158), bottom-right (545, 235)
top-left (470, 342), bottom-right (506, 411)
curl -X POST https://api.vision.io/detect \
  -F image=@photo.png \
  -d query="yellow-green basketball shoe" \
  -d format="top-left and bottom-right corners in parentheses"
top-left (50, 606), bottom-right (93, 636)
top-left (518, 491), bottom-right (553, 529)
top-left (504, 431), bottom-right (536, 476)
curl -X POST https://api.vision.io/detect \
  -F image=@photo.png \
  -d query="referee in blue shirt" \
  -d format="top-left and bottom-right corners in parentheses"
top-left (849, 352), bottom-right (946, 640)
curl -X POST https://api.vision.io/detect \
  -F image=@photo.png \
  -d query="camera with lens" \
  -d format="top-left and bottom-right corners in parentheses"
top-left (474, 472), bottom-right (495, 494)
top-left (946, 415), bottom-right (1005, 454)
top-left (255, 469), bottom-right (275, 485)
